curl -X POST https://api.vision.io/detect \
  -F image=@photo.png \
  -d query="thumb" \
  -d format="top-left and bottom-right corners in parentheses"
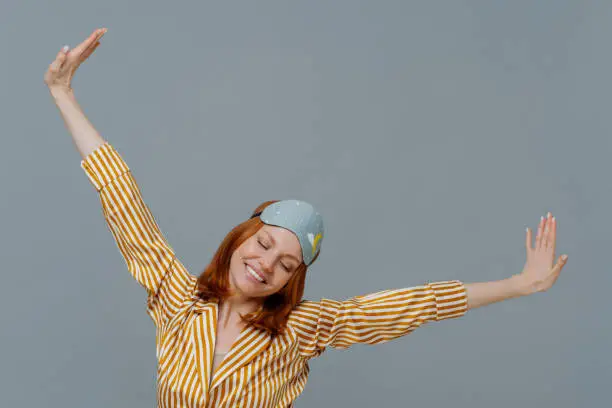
top-left (553, 254), bottom-right (569, 272)
top-left (48, 45), bottom-right (70, 72)
top-left (539, 254), bottom-right (568, 293)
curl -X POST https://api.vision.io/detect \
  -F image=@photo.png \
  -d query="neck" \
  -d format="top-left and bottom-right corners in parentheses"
top-left (217, 293), bottom-right (263, 328)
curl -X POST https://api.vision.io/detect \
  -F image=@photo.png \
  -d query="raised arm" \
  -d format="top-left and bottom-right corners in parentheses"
top-left (45, 28), bottom-right (196, 327)
top-left (79, 143), bottom-right (196, 326)
top-left (290, 280), bottom-right (468, 359)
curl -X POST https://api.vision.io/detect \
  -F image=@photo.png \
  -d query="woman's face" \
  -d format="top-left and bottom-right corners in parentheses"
top-left (228, 225), bottom-right (304, 299)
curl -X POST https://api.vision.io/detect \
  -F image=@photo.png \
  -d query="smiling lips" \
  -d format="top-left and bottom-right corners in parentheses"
top-left (245, 264), bottom-right (267, 284)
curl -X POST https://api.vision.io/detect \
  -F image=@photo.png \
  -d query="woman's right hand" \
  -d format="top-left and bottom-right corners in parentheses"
top-left (44, 28), bottom-right (107, 92)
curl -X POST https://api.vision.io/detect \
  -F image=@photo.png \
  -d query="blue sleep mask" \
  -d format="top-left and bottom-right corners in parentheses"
top-left (251, 200), bottom-right (324, 266)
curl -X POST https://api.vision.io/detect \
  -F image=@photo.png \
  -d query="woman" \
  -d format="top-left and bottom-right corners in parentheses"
top-left (45, 28), bottom-right (569, 407)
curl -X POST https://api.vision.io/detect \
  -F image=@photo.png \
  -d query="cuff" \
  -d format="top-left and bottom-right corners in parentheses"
top-left (428, 280), bottom-right (468, 321)
top-left (80, 142), bottom-right (130, 192)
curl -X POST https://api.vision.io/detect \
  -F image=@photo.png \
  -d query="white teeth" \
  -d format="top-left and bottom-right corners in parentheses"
top-left (246, 265), bottom-right (265, 283)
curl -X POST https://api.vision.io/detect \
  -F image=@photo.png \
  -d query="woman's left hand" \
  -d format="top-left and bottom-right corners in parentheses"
top-left (519, 212), bottom-right (568, 294)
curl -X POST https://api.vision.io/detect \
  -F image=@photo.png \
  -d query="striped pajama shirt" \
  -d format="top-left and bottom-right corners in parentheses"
top-left (80, 142), bottom-right (468, 407)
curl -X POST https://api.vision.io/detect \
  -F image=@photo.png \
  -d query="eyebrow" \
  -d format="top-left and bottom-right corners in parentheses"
top-left (263, 231), bottom-right (301, 263)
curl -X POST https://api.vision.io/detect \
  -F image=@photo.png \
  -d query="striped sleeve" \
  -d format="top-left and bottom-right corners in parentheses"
top-left (290, 280), bottom-right (468, 359)
top-left (80, 142), bottom-right (195, 327)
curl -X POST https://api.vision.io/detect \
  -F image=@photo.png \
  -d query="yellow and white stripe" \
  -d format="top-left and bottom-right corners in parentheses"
top-left (81, 142), bottom-right (469, 407)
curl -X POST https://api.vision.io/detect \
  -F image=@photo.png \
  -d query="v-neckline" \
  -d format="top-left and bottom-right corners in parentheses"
top-left (209, 301), bottom-right (247, 381)
top-left (192, 298), bottom-right (273, 396)
top-left (212, 301), bottom-right (247, 350)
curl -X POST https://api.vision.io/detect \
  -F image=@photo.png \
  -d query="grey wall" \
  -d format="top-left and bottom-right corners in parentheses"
top-left (1, 0), bottom-right (609, 406)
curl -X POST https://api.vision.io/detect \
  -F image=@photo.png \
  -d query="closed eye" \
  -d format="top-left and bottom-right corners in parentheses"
top-left (258, 238), bottom-right (293, 271)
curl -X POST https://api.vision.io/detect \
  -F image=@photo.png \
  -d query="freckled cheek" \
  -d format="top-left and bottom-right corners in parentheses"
top-left (274, 276), bottom-right (291, 290)
top-left (266, 276), bottom-right (283, 290)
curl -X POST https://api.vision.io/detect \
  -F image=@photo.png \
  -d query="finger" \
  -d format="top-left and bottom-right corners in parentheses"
top-left (525, 226), bottom-right (533, 252)
top-left (549, 216), bottom-right (557, 251)
top-left (541, 254), bottom-right (568, 291)
top-left (71, 28), bottom-right (106, 56)
top-left (535, 216), bottom-right (545, 249)
top-left (542, 212), bottom-right (552, 248)
top-left (70, 30), bottom-right (98, 56)
top-left (79, 41), bottom-right (100, 62)
top-left (553, 254), bottom-right (568, 273)
top-left (80, 29), bottom-right (105, 57)
top-left (48, 45), bottom-right (70, 72)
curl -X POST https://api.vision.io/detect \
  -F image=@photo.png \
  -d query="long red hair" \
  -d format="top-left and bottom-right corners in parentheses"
top-left (195, 200), bottom-right (319, 336)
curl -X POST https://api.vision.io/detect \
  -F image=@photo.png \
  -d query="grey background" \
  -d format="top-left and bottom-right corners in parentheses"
top-left (1, 0), bottom-right (609, 406)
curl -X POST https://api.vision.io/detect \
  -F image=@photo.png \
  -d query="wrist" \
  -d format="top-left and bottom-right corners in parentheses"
top-left (509, 273), bottom-right (535, 297)
top-left (48, 85), bottom-right (74, 100)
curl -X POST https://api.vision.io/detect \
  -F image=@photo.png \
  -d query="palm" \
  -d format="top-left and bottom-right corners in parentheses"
top-left (44, 28), bottom-right (106, 89)
top-left (521, 212), bottom-right (568, 293)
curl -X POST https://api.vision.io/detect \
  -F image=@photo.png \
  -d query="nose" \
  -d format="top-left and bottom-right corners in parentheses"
top-left (260, 252), bottom-right (276, 275)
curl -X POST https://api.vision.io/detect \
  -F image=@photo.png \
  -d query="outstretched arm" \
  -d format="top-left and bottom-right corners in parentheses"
top-left (291, 280), bottom-right (468, 359)
top-left (291, 212), bottom-right (568, 358)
